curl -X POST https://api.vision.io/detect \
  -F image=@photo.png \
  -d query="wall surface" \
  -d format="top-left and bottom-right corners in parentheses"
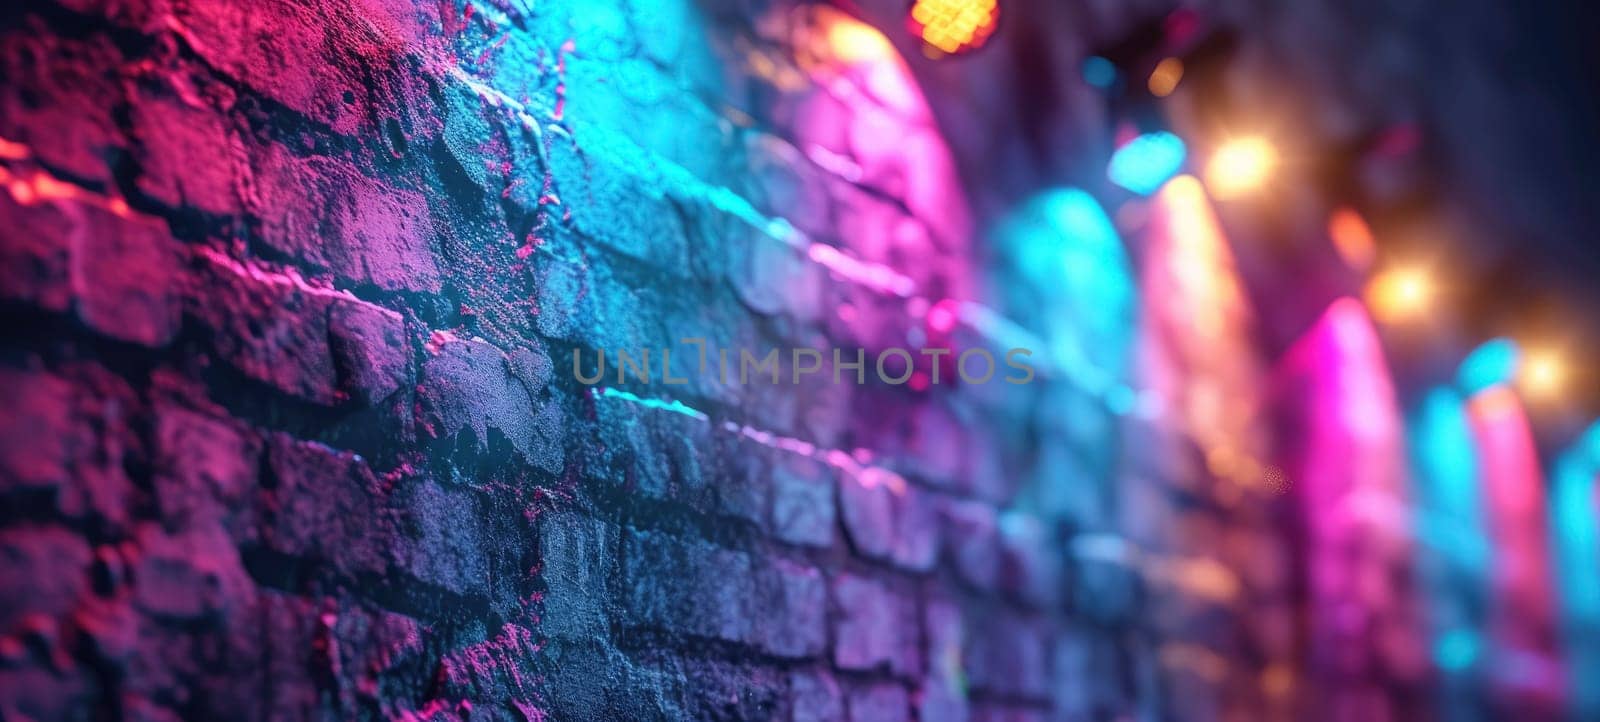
top-left (0, 0), bottom-right (1101, 719)
top-left (0, 0), bottom-right (1440, 720)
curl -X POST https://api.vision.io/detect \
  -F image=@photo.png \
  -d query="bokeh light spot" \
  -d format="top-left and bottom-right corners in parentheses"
top-left (1328, 207), bottom-right (1376, 271)
top-left (1147, 57), bottom-right (1184, 97)
top-left (1204, 136), bottom-right (1277, 199)
top-left (1108, 131), bottom-right (1187, 196)
top-left (1365, 266), bottom-right (1435, 323)
top-left (908, 0), bottom-right (999, 56)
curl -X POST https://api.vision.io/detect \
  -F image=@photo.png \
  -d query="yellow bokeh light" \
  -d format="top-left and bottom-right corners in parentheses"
top-left (825, 17), bottom-right (896, 64)
top-left (1148, 57), bottom-right (1184, 97)
top-left (1519, 349), bottom-right (1567, 398)
top-left (1365, 266), bottom-right (1435, 323)
top-left (908, 0), bottom-right (999, 56)
top-left (1204, 136), bottom-right (1277, 199)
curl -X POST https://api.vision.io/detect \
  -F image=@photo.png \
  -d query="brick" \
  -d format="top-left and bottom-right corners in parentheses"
top-left (420, 335), bottom-right (563, 472)
top-left (789, 670), bottom-right (844, 722)
top-left (224, 591), bottom-right (425, 721)
top-left (847, 683), bottom-right (909, 722)
top-left (756, 560), bottom-right (826, 658)
top-left (327, 298), bottom-right (409, 404)
top-left (152, 405), bottom-right (260, 534)
top-left (998, 512), bottom-right (1061, 608)
top-left (673, 657), bottom-right (787, 720)
top-left (772, 455), bottom-right (836, 548)
top-left (592, 394), bottom-right (673, 495)
top-left (539, 512), bottom-right (615, 640)
top-left (545, 126), bottom-right (690, 277)
top-left (233, 591), bottom-right (324, 719)
top-left (921, 598), bottom-right (969, 722)
top-left (261, 434), bottom-right (396, 580)
top-left (1028, 439), bottom-right (1107, 528)
top-left (966, 611), bottom-right (1051, 700)
top-left (831, 574), bottom-right (919, 677)
top-left (76, 209), bottom-right (186, 346)
top-left (0, 525), bottom-right (92, 633)
top-left (532, 251), bottom-right (587, 341)
top-left (0, 31), bottom-right (124, 184)
top-left (190, 257), bottom-right (409, 406)
top-left (188, 251), bottom-right (341, 403)
top-left (439, 81), bottom-right (508, 197)
top-left (744, 134), bottom-right (835, 243)
top-left (838, 469), bottom-right (937, 572)
top-left (0, 193), bottom-right (182, 347)
top-left (705, 433), bottom-right (770, 528)
top-left (939, 499), bottom-right (1001, 591)
top-left (251, 148), bottom-right (441, 293)
top-left (0, 664), bottom-right (95, 722)
top-left (0, 190), bottom-right (72, 313)
top-left (391, 476), bottom-right (492, 598)
top-left (325, 602), bottom-right (426, 712)
top-left (728, 222), bottom-right (824, 319)
top-left (170, 0), bottom-right (430, 135)
top-left (795, 365), bottom-right (854, 448)
top-left (569, 51), bottom-right (738, 180)
top-left (898, 401), bottom-right (980, 494)
top-left (0, 365), bottom-right (137, 528)
top-left (1070, 536), bottom-right (1143, 626)
top-left (126, 78), bottom-right (247, 215)
top-left (131, 523), bottom-right (253, 620)
top-left (623, 527), bottom-right (754, 645)
top-left (622, 527), bottom-right (823, 657)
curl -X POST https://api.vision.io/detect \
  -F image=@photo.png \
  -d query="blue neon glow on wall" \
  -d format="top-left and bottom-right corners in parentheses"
top-left (993, 188), bottom-right (1136, 395)
top-left (1107, 132), bottom-right (1188, 196)
top-left (1409, 386), bottom-right (1489, 566)
top-left (1552, 419), bottom-right (1600, 719)
top-left (1407, 385), bottom-right (1489, 702)
top-left (1457, 338), bottom-right (1520, 395)
top-left (1434, 629), bottom-right (1482, 672)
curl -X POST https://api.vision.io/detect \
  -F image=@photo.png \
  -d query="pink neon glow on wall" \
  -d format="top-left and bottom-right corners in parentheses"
top-left (1276, 298), bottom-right (1428, 720)
top-left (1465, 387), bottom-right (1565, 715)
top-left (1135, 175), bottom-right (1269, 490)
top-left (780, 7), bottom-right (974, 301)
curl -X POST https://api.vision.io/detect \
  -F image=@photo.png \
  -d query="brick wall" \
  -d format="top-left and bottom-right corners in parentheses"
top-left (0, 1), bottom-right (1308, 721)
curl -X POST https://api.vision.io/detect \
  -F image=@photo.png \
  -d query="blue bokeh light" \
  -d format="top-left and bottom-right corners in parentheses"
top-left (1457, 338), bottom-right (1520, 395)
top-left (1107, 131), bottom-right (1187, 196)
top-left (1082, 56), bottom-right (1117, 89)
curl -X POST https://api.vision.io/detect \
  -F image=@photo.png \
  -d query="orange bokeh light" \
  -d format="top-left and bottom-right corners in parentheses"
top-left (1365, 266), bottom-right (1435, 322)
top-left (1519, 348), bottom-right (1568, 399)
top-left (908, 0), bottom-right (999, 56)
top-left (1328, 207), bottom-right (1376, 271)
top-left (1148, 57), bottom-right (1184, 97)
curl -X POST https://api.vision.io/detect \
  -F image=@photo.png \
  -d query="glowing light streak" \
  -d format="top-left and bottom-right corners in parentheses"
top-left (1466, 386), bottom-right (1564, 705)
top-left (594, 387), bottom-right (910, 496)
top-left (1279, 298), bottom-right (1420, 706)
